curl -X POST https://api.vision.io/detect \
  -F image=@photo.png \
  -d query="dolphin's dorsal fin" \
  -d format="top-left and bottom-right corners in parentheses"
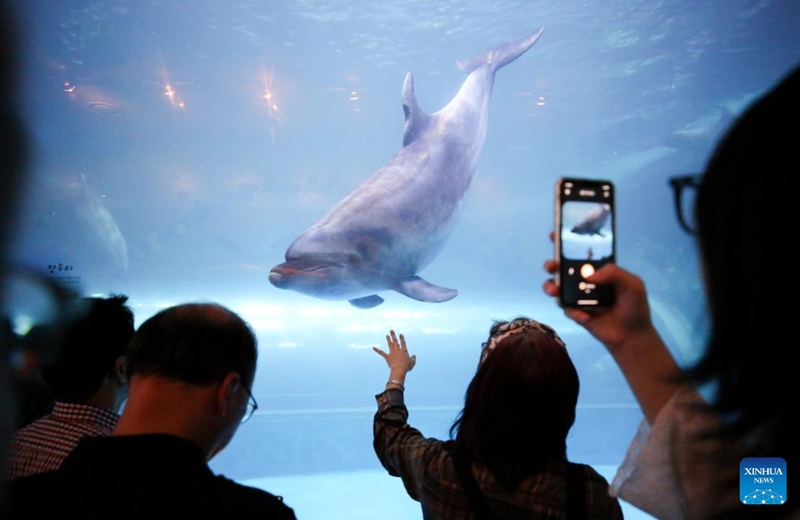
top-left (402, 72), bottom-right (428, 147)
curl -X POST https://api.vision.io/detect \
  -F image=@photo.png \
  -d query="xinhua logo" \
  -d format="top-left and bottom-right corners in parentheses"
top-left (740, 457), bottom-right (787, 505)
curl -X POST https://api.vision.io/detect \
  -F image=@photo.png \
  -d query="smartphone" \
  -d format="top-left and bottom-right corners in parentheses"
top-left (555, 177), bottom-right (615, 307)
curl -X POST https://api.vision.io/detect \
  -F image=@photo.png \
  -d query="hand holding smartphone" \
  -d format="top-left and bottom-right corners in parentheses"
top-left (555, 177), bottom-right (615, 307)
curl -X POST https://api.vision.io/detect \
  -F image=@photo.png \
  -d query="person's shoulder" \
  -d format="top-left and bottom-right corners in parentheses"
top-left (670, 385), bottom-right (723, 435)
top-left (568, 462), bottom-right (609, 482)
top-left (6, 412), bottom-right (51, 439)
top-left (568, 463), bottom-right (625, 518)
top-left (212, 474), bottom-right (297, 518)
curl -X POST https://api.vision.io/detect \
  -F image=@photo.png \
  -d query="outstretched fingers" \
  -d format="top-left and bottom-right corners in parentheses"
top-left (376, 330), bottom-right (416, 373)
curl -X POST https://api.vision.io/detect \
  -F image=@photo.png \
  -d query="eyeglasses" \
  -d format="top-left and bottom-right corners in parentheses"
top-left (669, 174), bottom-right (701, 235)
top-left (240, 381), bottom-right (259, 424)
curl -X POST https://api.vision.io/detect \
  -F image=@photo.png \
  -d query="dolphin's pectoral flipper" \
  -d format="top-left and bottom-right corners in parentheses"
top-left (349, 295), bottom-right (385, 309)
top-left (402, 72), bottom-right (428, 147)
top-left (394, 276), bottom-right (458, 303)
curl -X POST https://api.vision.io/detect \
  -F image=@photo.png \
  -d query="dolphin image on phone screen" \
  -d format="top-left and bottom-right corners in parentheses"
top-left (571, 203), bottom-right (612, 237)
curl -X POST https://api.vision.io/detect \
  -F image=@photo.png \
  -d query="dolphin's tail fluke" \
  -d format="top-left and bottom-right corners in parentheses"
top-left (457, 25), bottom-right (544, 75)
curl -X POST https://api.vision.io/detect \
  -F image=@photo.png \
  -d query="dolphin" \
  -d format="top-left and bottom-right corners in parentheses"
top-left (571, 203), bottom-right (611, 237)
top-left (269, 27), bottom-right (545, 309)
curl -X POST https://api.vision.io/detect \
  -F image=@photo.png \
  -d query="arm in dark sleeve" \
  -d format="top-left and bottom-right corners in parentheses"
top-left (373, 388), bottom-right (445, 501)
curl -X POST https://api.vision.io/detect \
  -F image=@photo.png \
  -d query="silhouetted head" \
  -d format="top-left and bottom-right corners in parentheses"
top-left (42, 294), bottom-right (134, 403)
top-left (697, 64), bottom-right (799, 333)
top-left (127, 303), bottom-right (257, 388)
top-left (681, 62), bottom-right (800, 520)
top-left (451, 317), bottom-right (579, 488)
top-left (0, 0), bottom-right (27, 260)
top-left (0, 0), bottom-right (28, 500)
top-left (691, 64), bottom-right (799, 450)
top-left (122, 303), bottom-right (259, 460)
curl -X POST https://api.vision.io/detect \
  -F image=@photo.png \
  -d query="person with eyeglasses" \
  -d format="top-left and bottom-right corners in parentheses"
top-left (3, 302), bottom-right (296, 519)
top-left (372, 321), bottom-right (623, 519)
top-left (543, 63), bottom-right (800, 520)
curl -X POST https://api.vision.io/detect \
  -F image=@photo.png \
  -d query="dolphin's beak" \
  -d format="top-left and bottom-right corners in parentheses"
top-left (269, 259), bottom-right (327, 287)
top-left (270, 263), bottom-right (294, 276)
top-left (268, 263), bottom-right (294, 287)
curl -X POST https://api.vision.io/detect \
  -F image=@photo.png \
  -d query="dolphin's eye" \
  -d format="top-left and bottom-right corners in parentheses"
top-left (349, 254), bottom-right (363, 267)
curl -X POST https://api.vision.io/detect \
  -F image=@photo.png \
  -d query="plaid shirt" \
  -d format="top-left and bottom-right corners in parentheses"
top-left (4, 401), bottom-right (119, 481)
top-left (374, 388), bottom-right (624, 520)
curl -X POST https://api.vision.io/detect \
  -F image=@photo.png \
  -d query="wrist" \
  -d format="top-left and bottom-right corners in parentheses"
top-left (608, 325), bottom-right (662, 359)
top-left (389, 368), bottom-right (408, 381)
top-left (386, 379), bottom-right (405, 391)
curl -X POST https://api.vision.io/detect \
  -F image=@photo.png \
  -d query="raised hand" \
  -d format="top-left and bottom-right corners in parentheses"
top-left (373, 330), bottom-right (416, 389)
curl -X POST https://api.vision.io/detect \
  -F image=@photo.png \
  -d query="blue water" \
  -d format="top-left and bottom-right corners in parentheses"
top-left (6, 0), bottom-right (800, 517)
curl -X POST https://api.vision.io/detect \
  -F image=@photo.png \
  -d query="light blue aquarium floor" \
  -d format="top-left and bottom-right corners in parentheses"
top-left (244, 466), bottom-right (656, 519)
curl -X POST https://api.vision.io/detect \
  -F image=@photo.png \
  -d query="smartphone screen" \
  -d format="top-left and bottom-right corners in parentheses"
top-left (555, 178), bottom-right (615, 307)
